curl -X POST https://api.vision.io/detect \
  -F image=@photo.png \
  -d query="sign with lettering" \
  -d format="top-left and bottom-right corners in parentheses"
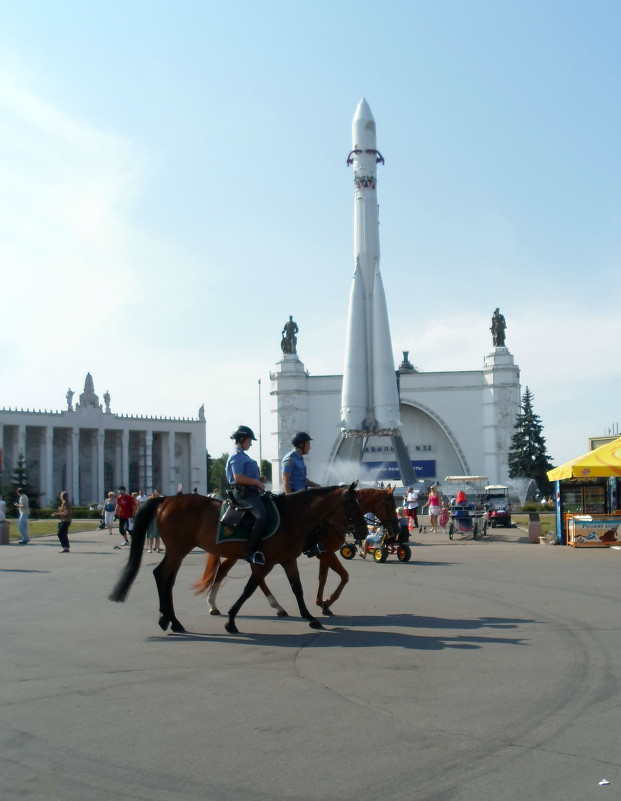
top-left (567, 515), bottom-right (621, 547)
top-left (361, 461), bottom-right (436, 480)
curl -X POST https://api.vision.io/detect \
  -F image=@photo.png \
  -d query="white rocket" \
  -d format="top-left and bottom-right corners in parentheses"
top-left (340, 98), bottom-right (402, 436)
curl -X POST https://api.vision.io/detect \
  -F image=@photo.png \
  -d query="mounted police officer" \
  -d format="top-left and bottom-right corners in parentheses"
top-left (281, 432), bottom-right (320, 494)
top-left (225, 425), bottom-right (267, 565)
top-left (281, 432), bottom-right (325, 556)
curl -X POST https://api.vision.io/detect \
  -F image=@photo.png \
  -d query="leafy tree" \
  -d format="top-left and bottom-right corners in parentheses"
top-left (508, 387), bottom-right (554, 496)
top-left (260, 460), bottom-right (272, 484)
top-left (206, 452), bottom-right (272, 493)
top-left (2, 452), bottom-right (41, 512)
top-left (207, 452), bottom-right (229, 493)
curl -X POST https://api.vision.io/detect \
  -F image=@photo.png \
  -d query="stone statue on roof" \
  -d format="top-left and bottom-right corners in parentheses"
top-left (281, 316), bottom-right (299, 355)
top-left (491, 308), bottom-right (506, 347)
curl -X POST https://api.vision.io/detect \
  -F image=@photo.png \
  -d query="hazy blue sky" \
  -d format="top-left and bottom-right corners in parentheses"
top-left (1, 0), bottom-right (619, 466)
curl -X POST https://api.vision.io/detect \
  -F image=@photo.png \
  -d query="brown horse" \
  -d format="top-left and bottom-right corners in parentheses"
top-left (194, 486), bottom-right (400, 618)
top-left (109, 483), bottom-right (367, 634)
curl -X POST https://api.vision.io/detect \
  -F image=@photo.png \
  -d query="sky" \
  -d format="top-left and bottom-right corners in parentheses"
top-left (0, 0), bottom-right (619, 467)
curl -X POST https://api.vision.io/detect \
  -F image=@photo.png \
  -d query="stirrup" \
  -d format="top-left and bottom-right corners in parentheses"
top-left (246, 550), bottom-right (265, 566)
top-left (303, 543), bottom-right (326, 558)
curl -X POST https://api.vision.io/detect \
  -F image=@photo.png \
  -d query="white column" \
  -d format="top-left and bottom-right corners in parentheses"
top-left (168, 431), bottom-right (176, 495)
top-left (17, 425), bottom-right (26, 458)
top-left (145, 430), bottom-right (153, 495)
top-left (114, 432), bottom-right (122, 489)
top-left (45, 427), bottom-right (54, 505)
top-left (97, 429), bottom-right (105, 502)
top-left (121, 429), bottom-right (129, 489)
top-left (0, 424), bottom-right (4, 486)
top-left (65, 431), bottom-right (72, 495)
top-left (72, 428), bottom-right (80, 504)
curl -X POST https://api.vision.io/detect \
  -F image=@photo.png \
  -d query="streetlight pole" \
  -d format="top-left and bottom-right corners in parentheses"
top-left (258, 379), bottom-right (263, 468)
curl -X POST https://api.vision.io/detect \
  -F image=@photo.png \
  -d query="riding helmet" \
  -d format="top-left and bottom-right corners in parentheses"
top-left (231, 425), bottom-right (256, 442)
top-left (292, 431), bottom-right (312, 447)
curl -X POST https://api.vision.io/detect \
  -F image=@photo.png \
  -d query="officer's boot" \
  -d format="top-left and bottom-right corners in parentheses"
top-left (245, 524), bottom-right (266, 566)
top-left (302, 533), bottom-right (326, 558)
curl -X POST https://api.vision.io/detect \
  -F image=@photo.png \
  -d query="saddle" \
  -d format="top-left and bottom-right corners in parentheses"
top-left (217, 492), bottom-right (280, 545)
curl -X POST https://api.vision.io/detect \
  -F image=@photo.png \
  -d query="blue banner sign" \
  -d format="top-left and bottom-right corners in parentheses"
top-left (362, 461), bottom-right (436, 480)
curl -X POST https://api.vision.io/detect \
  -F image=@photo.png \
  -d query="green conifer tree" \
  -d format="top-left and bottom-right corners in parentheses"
top-left (508, 387), bottom-right (554, 496)
top-left (3, 453), bottom-right (41, 512)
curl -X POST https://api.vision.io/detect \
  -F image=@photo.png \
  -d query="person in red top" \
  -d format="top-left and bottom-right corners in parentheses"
top-left (115, 486), bottom-right (137, 546)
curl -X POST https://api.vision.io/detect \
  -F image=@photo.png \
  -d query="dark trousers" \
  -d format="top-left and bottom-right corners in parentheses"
top-left (57, 521), bottom-right (71, 549)
top-left (232, 488), bottom-right (267, 546)
top-left (119, 518), bottom-right (131, 539)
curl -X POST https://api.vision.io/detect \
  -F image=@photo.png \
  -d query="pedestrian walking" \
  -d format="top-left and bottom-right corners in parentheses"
top-left (51, 491), bottom-right (72, 553)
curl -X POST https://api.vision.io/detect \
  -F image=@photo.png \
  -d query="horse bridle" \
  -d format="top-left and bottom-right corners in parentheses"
top-left (286, 486), bottom-right (367, 540)
top-left (340, 486), bottom-right (368, 539)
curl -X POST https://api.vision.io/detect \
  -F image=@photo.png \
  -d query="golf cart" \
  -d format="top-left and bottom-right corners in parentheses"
top-left (484, 485), bottom-right (512, 528)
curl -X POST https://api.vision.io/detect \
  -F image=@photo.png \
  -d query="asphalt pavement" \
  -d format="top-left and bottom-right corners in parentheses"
top-left (2, 523), bottom-right (621, 801)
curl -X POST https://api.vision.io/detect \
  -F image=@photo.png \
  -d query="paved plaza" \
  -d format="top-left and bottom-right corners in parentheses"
top-left (2, 524), bottom-right (621, 801)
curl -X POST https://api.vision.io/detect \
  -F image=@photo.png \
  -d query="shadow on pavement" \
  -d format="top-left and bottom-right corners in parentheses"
top-left (145, 611), bottom-right (531, 651)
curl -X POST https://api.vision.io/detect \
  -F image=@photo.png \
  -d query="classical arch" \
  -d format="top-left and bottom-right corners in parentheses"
top-left (399, 401), bottom-right (471, 478)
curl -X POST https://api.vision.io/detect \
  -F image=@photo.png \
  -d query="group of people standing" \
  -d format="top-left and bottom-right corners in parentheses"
top-left (3, 487), bottom-right (71, 553)
top-left (5, 485), bottom-right (163, 554)
top-left (404, 484), bottom-right (451, 534)
top-left (102, 487), bottom-right (162, 552)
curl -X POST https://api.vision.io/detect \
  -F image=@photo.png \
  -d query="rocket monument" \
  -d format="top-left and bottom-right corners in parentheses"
top-left (337, 98), bottom-right (416, 484)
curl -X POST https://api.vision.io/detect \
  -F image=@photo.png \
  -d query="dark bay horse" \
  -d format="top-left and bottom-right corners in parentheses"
top-left (109, 483), bottom-right (366, 634)
top-left (194, 486), bottom-right (400, 618)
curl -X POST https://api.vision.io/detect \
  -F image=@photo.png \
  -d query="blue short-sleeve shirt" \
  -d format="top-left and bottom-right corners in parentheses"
top-left (226, 448), bottom-right (260, 484)
top-left (281, 448), bottom-right (307, 492)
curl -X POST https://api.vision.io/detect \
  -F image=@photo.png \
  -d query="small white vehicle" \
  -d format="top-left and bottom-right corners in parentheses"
top-left (484, 485), bottom-right (512, 528)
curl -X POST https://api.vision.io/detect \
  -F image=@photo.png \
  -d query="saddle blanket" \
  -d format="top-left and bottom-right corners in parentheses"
top-left (216, 496), bottom-right (281, 545)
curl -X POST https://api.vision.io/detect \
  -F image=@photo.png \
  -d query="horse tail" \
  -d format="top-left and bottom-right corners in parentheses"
top-left (109, 496), bottom-right (166, 602)
top-left (193, 552), bottom-right (221, 596)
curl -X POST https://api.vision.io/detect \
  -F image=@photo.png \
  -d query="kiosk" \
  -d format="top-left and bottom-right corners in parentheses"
top-left (547, 438), bottom-right (621, 545)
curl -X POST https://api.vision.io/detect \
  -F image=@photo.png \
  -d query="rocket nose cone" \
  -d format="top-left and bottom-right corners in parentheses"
top-left (354, 98), bottom-right (374, 122)
top-left (352, 98), bottom-right (376, 149)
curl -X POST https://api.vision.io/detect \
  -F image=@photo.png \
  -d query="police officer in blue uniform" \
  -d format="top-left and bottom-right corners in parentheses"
top-left (281, 432), bottom-right (324, 556)
top-left (281, 432), bottom-right (320, 494)
top-left (225, 425), bottom-right (267, 565)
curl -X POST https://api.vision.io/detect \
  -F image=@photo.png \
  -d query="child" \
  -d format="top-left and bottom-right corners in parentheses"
top-left (360, 513), bottom-right (382, 559)
top-left (397, 506), bottom-right (410, 541)
top-left (439, 501), bottom-right (450, 535)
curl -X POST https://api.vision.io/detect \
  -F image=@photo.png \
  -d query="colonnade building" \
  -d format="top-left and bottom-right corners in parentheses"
top-left (0, 374), bottom-right (207, 505)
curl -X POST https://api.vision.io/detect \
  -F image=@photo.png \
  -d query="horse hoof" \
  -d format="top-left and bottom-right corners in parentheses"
top-left (171, 621), bottom-right (186, 633)
top-left (276, 610), bottom-right (289, 617)
top-left (209, 609), bottom-right (221, 616)
top-left (158, 616), bottom-right (170, 631)
top-left (225, 621), bottom-right (239, 634)
top-left (309, 619), bottom-right (324, 630)
top-left (321, 604), bottom-right (334, 617)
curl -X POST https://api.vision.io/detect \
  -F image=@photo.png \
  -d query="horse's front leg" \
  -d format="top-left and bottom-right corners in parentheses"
top-left (207, 557), bottom-right (235, 615)
top-left (319, 551), bottom-right (349, 615)
top-left (259, 578), bottom-right (288, 617)
top-left (315, 558), bottom-right (330, 614)
top-left (225, 565), bottom-right (272, 634)
top-left (282, 559), bottom-right (323, 630)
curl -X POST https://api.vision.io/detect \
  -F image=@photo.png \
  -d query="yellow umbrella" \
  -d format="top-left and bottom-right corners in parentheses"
top-left (547, 437), bottom-right (621, 481)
